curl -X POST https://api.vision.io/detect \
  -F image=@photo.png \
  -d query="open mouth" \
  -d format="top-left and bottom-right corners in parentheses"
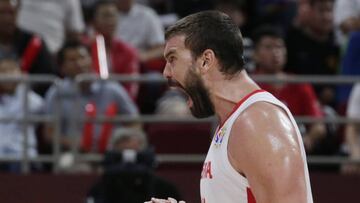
top-left (168, 79), bottom-right (193, 108)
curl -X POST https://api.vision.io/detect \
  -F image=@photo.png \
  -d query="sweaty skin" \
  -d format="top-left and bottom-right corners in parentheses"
top-left (147, 32), bottom-right (309, 203)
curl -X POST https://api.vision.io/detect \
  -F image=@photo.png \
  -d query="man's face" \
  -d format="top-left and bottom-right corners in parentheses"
top-left (309, 1), bottom-right (334, 34)
top-left (61, 47), bottom-right (92, 78)
top-left (0, 0), bottom-right (18, 36)
top-left (0, 59), bottom-right (20, 94)
top-left (254, 36), bottom-right (286, 73)
top-left (163, 35), bottom-right (214, 118)
top-left (94, 4), bottom-right (118, 38)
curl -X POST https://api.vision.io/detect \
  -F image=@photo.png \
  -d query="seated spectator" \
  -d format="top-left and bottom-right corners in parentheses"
top-left (286, 0), bottom-right (340, 107)
top-left (343, 83), bottom-right (360, 174)
top-left (252, 26), bottom-right (327, 154)
top-left (17, 0), bottom-right (85, 54)
top-left (0, 0), bottom-right (56, 95)
top-left (43, 40), bottom-right (139, 153)
top-left (89, 0), bottom-right (140, 100)
top-left (114, 0), bottom-right (165, 65)
top-left (87, 127), bottom-right (181, 203)
top-left (0, 57), bottom-right (43, 173)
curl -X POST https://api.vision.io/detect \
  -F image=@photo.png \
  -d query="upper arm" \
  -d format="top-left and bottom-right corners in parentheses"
top-left (228, 102), bottom-right (308, 203)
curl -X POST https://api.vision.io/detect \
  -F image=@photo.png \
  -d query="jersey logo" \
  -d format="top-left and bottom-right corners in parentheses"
top-left (214, 127), bottom-right (227, 147)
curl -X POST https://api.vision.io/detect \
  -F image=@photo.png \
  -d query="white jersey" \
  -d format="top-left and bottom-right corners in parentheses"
top-left (200, 90), bottom-right (313, 203)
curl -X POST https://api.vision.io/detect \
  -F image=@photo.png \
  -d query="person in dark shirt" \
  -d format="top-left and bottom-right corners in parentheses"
top-left (252, 25), bottom-right (326, 154)
top-left (285, 0), bottom-right (340, 107)
top-left (0, 0), bottom-right (56, 95)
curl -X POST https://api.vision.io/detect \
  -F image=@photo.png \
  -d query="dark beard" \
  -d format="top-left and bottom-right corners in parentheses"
top-left (184, 69), bottom-right (215, 118)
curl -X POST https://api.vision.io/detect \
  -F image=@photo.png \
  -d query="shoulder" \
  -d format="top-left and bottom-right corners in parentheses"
top-left (231, 101), bottom-right (298, 147)
top-left (228, 101), bottom-right (303, 172)
top-left (228, 102), bottom-right (307, 200)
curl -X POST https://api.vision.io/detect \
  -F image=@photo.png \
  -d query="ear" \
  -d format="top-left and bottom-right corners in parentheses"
top-left (199, 49), bottom-right (216, 74)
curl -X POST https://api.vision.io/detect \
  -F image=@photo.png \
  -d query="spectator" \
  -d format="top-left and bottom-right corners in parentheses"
top-left (343, 83), bottom-right (360, 174)
top-left (334, 0), bottom-right (360, 45)
top-left (87, 127), bottom-right (181, 203)
top-left (0, 57), bottom-right (43, 173)
top-left (17, 0), bottom-right (85, 54)
top-left (0, 0), bottom-right (56, 95)
top-left (43, 40), bottom-right (139, 153)
top-left (286, 0), bottom-right (339, 107)
top-left (89, 0), bottom-right (140, 100)
top-left (114, 0), bottom-right (165, 63)
top-left (252, 26), bottom-right (327, 154)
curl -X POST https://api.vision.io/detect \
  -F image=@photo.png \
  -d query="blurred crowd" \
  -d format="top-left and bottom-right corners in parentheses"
top-left (1, 0), bottom-right (360, 178)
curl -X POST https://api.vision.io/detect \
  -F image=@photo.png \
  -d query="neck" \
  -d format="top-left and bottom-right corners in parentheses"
top-left (207, 70), bottom-right (260, 124)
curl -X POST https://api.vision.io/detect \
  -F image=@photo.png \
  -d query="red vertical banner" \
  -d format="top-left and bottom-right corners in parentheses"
top-left (21, 36), bottom-right (42, 73)
top-left (81, 103), bottom-right (96, 152)
top-left (98, 103), bottom-right (118, 153)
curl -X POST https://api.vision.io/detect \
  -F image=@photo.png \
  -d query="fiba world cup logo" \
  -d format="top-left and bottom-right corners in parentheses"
top-left (214, 127), bottom-right (226, 147)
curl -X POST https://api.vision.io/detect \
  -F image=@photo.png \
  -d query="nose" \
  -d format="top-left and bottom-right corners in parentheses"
top-left (163, 63), bottom-right (172, 79)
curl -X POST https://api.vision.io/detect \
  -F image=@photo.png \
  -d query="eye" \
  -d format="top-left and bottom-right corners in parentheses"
top-left (168, 56), bottom-right (175, 63)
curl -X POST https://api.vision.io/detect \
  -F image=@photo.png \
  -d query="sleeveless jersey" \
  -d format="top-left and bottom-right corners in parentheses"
top-left (200, 90), bottom-right (313, 203)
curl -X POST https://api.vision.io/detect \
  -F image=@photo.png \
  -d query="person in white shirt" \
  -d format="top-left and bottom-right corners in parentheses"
top-left (0, 57), bottom-right (43, 172)
top-left (114, 0), bottom-right (164, 62)
top-left (17, 0), bottom-right (85, 54)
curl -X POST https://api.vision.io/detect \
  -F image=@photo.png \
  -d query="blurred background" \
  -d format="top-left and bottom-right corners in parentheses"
top-left (0, 0), bottom-right (360, 202)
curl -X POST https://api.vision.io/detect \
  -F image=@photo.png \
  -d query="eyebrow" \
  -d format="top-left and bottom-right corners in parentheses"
top-left (164, 49), bottom-right (176, 60)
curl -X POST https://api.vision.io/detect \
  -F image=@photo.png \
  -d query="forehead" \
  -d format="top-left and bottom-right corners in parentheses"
top-left (164, 35), bottom-right (187, 55)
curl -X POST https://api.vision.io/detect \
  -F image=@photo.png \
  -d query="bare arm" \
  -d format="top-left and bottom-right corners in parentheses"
top-left (228, 102), bottom-right (309, 203)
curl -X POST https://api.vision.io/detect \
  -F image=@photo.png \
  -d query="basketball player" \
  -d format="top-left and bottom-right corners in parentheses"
top-left (146, 11), bottom-right (313, 203)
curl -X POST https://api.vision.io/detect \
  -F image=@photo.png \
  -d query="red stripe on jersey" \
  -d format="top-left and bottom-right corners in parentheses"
top-left (247, 187), bottom-right (256, 203)
top-left (218, 89), bottom-right (266, 130)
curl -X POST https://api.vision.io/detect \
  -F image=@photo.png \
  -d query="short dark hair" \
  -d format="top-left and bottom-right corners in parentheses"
top-left (57, 40), bottom-right (89, 66)
top-left (252, 25), bottom-right (284, 47)
top-left (165, 10), bottom-right (245, 75)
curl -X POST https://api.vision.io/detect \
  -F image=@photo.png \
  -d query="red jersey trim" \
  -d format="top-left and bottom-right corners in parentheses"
top-left (217, 89), bottom-right (266, 130)
top-left (247, 187), bottom-right (256, 203)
